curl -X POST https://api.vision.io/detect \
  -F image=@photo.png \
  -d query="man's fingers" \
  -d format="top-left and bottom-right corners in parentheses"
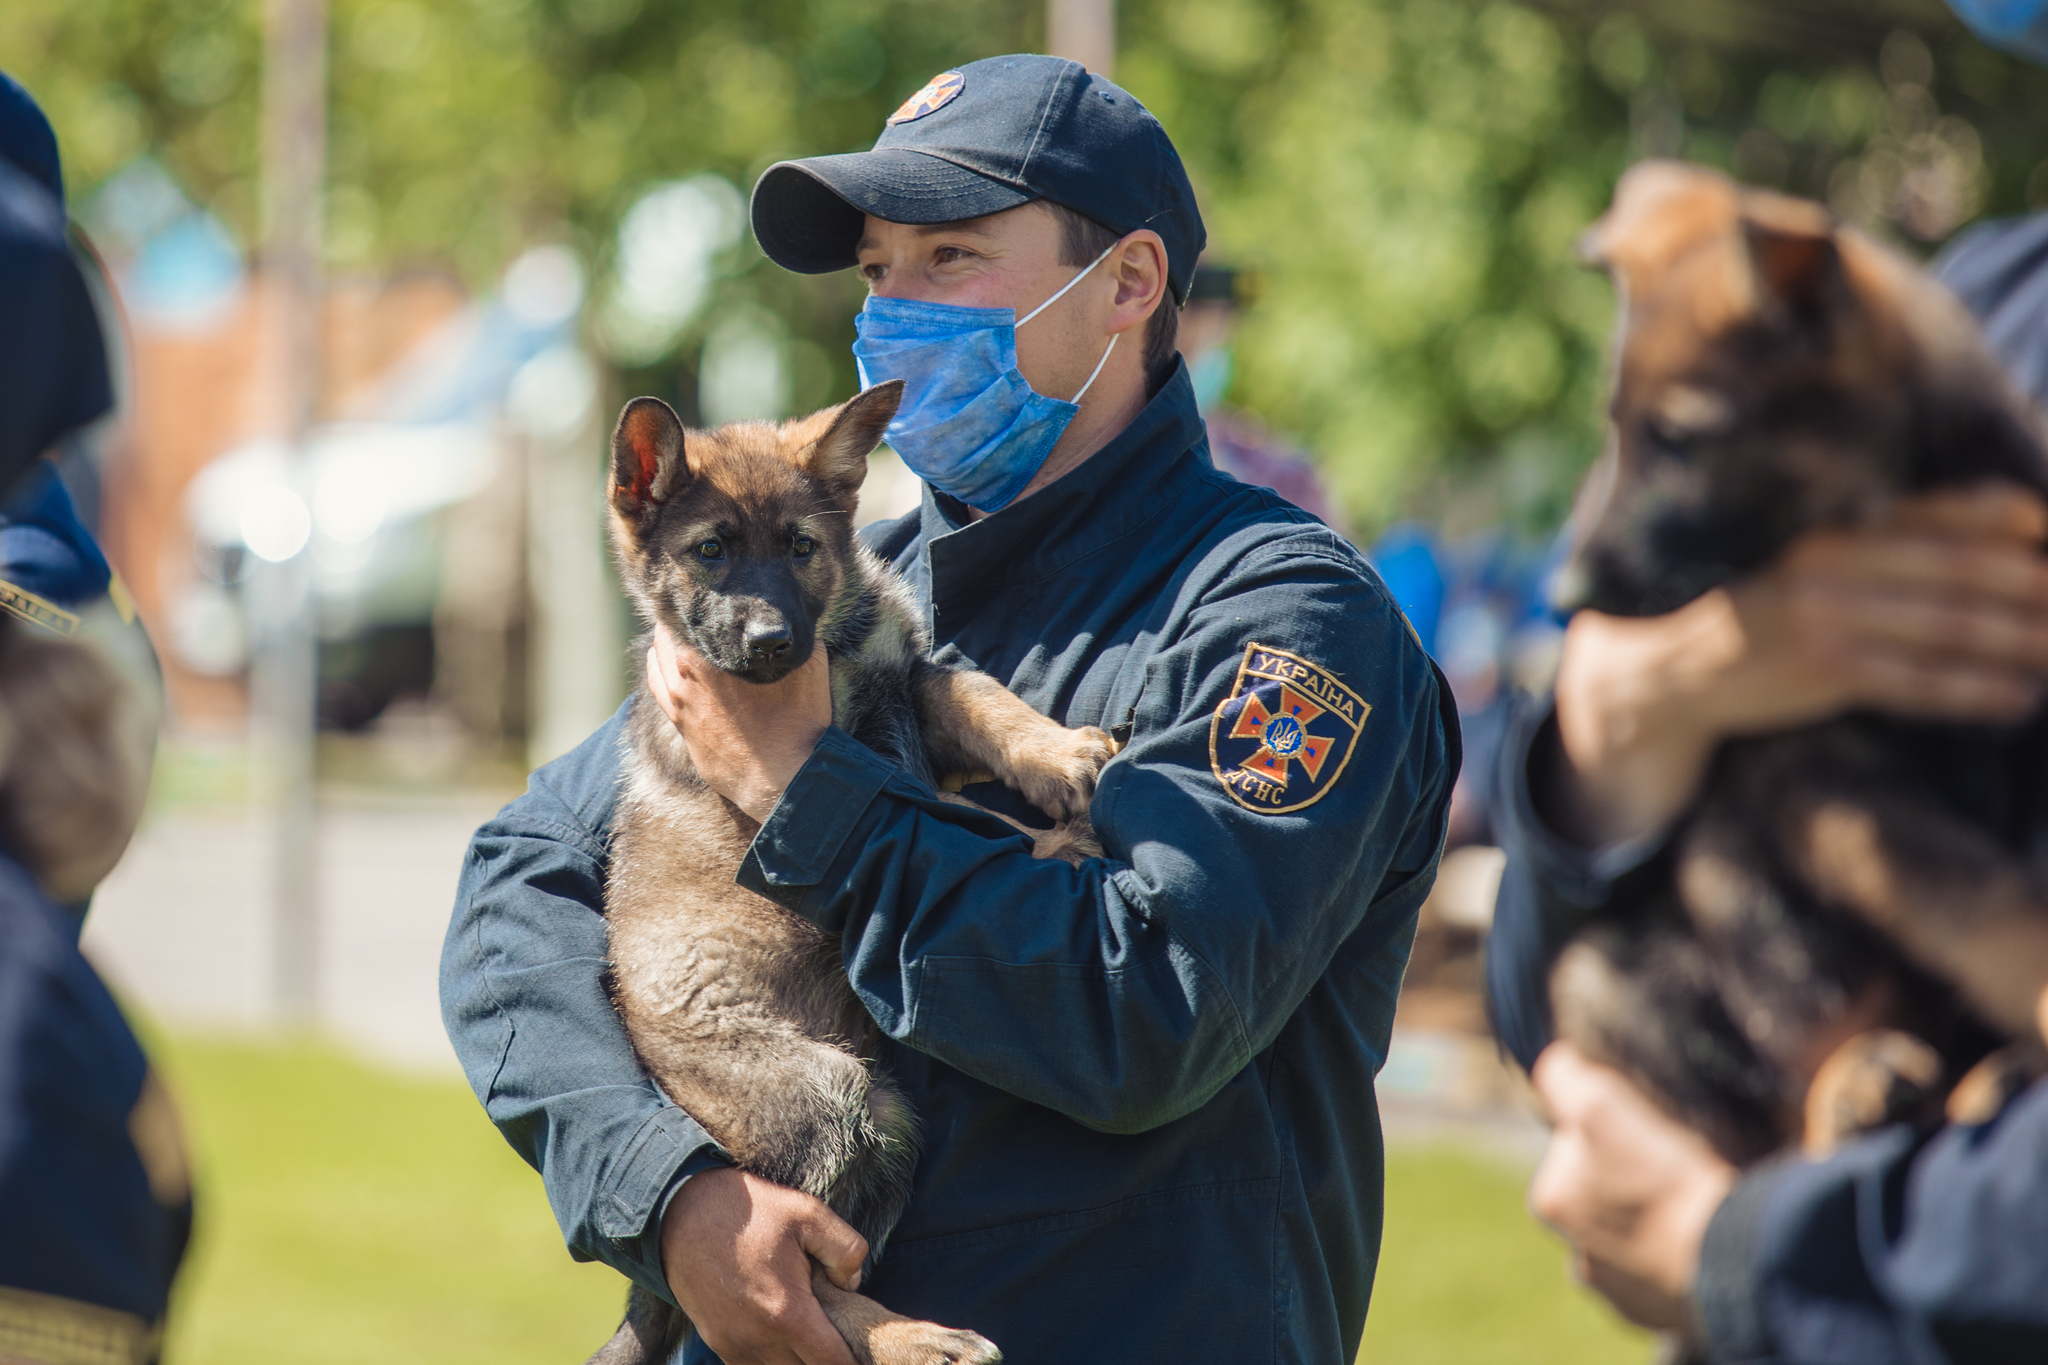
top-left (1830, 584), bottom-right (2048, 671)
top-left (1884, 482), bottom-right (2048, 544)
top-left (797, 1204), bottom-right (868, 1292)
top-left (1846, 648), bottom-right (2042, 721)
top-left (1790, 533), bottom-right (2048, 611)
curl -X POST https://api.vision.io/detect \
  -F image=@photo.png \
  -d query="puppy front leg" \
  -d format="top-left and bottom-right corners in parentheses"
top-left (811, 1266), bottom-right (1001, 1365)
top-left (913, 663), bottom-right (1116, 822)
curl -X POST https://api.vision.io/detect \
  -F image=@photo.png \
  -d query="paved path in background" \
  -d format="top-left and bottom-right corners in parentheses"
top-left (82, 790), bottom-right (514, 1072)
top-left (83, 790), bottom-right (1555, 1160)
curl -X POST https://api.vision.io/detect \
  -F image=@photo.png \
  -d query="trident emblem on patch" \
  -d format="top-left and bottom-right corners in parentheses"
top-left (1209, 642), bottom-right (1369, 814)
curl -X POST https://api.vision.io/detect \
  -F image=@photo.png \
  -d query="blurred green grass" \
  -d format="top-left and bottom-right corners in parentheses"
top-left (1360, 1146), bottom-right (1651, 1364)
top-left (147, 1031), bottom-right (1646, 1364)
top-left (151, 1032), bottom-right (623, 1364)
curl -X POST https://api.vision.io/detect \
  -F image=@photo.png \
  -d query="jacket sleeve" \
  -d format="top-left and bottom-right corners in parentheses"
top-left (439, 709), bottom-right (727, 1303)
top-left (1694, 1075), bottom-right (2048, 1364)
top-left (1486, 696), bottom-right (1679, 1072)
top-left (736, 540), bottom-right (1457, 1134)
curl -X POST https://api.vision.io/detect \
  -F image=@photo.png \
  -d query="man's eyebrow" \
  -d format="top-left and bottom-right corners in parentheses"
top-left (855, 218), bottom-right (1004, 253)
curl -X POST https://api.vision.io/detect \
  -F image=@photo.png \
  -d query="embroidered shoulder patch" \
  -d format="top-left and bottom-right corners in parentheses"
top-left (887, 71), bottom-right (965, 124)
top-left (1209, 642), bottom-right (1369, 814)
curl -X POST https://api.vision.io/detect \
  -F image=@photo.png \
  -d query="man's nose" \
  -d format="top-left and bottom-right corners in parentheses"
top-left (745, 623), bottom-right (793, 665)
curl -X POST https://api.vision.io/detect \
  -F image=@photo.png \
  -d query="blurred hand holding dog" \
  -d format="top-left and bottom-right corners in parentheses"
top-left (646, 624), bottom-right (831, 826)
top-left (1548, 482), bottom-right (2048, 848)
top-left (1527, 1042), bottom-right (1736, 1336)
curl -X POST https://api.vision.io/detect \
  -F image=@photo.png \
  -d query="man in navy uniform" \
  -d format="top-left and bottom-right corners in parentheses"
top-left (1487, 6), bottom-right (2048, 1359)
top-left (443, 54), bottom-right (1456, 1365)
top-left (0, 71), bottom-right (188, 1363)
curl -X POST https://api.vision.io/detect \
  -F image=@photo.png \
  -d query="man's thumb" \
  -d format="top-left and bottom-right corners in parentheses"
top-left (799, 1206), bottom-right (868, 1292)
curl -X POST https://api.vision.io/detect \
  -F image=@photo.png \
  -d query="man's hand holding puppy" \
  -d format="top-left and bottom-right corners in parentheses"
top-left (1528, 1043), bottom-right (1736, 1336)
top-left (1546, 483), bottom-right (2048, 848)
top-left (1530, 482), bottom-right (2048, 1334)
top-left (646, 623), bottom-right (830, 825)
top-left (657, 1168), bottom-right (865, 1365)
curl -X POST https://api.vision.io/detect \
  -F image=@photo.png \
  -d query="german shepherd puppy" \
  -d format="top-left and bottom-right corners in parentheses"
top-left (592, 381), bottom-right (1116, 1365)
top-left (1549, 161), bottom-right (2048, 1163)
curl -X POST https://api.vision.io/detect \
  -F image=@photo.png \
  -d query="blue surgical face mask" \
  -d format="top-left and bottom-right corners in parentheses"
top-left (1949, 0), bottom-right (2048, 63)
top-left (852, 242), bottom-right (1119, 512)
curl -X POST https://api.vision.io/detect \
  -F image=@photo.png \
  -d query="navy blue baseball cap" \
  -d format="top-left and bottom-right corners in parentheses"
top-left (0, 72), bottom-right (62, 204)
top-left (751, 54), bottom-right (1207, 304)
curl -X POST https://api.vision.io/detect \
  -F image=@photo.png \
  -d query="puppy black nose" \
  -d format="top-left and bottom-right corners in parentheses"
top-left (745, 626), bottom-right (793, 664)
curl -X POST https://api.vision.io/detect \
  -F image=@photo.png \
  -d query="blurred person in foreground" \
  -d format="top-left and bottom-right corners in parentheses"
top-left (1487, 7), bottom-right (2048, 1361)
top-left (0, 71), bottom-right (186, 1364)
top-left (444, 55), bottom-right (1455, 1365)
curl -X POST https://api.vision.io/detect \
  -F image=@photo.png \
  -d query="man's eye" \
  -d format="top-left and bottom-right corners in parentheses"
top-left (697, 539), bottom-right (723, 560)
top-left (792, 535), bottom-right (815, 558)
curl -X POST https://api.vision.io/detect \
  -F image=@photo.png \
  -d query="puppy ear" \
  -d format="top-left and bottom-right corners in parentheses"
top-left (1578, 159), bottom-right (1713, 269)
top-left (786, 380), bottom-right (904, 493)
top-left (611, 398), bottom-right (688, 514)
top-left (1741, 217), bottom-right (1845, 329)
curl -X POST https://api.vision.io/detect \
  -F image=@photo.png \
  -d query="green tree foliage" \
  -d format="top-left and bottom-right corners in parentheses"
top-left (1122, 0), bottom-right (2048, 531)
top-left (5, 0), bottom-right (2048, 531)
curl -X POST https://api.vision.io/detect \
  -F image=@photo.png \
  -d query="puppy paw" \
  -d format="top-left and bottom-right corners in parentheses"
top-left (1008, 725), bottom-right (1117, 823)
top-left (1947, 1039), bottom-right (2048, 1126)
top-left (1803, 1029), bottom-right (1942, 1156)
top-left (867, 1321), bottom-right (1002, 1365)
top-left (1029, 814), bottom-right (1105, 866)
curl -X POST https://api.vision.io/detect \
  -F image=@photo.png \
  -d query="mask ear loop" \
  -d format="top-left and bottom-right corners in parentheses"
top-left (1020, 239), bottom-right (1124, 405)
top-left (1069, 334), bottom-right (1118, 405)
top-left (1017, 239), bottom-right (1121, 327)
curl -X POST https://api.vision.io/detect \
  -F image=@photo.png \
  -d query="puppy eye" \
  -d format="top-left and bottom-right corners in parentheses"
top-left (792, 535), bottom-right (815, 558)
top-left (1644, 417), bottom-right (1695, 458)
top-left (697, 539), bottom-right (724, 560)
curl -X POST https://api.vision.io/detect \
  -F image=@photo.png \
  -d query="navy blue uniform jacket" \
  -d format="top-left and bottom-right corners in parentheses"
top-left (1487, 211), bottom-right (2048, 1364)
top-left (0, 852), bottom-right (189, 1352)
top-left (441, 363), bottom-right (1458, 1363)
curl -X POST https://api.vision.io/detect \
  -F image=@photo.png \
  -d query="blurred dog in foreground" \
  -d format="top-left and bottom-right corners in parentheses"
top-left (1551, 160), bottom-right (2048, 1163)
top-left (591, 382), bottom-right (1114, 1365)
top-left (0, 617), bottom-right (149, 900)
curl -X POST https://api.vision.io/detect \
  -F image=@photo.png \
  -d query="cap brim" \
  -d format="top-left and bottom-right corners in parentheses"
top-left (751, 149), bottom-right (1036, 275)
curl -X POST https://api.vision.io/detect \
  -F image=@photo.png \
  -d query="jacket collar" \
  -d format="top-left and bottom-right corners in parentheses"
top-left (920, 359), bottom-right (1209, 612)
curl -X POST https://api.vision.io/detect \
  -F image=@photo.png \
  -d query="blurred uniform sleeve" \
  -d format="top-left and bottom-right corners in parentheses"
top-left (440, 704), bottom-right (727, 1305)
top-left (1695, 1077), bottom-right (2048, 1364)
top-left (737, 540), bottom-right (1458, 1133)
top-left (1484, 696), bottom-right (1678, 1072)
top-left (0, 854), bottom-right (190, 1363)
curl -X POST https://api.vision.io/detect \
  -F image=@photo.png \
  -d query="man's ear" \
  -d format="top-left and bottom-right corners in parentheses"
top-left (786, 380), bottom-right (903, 493)
top-left (611, 397), bottom-right (688, 515)
top-left (1109, 230), bottom-right (1168, 333)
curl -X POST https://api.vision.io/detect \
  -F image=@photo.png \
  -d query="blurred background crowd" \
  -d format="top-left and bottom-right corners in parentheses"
top-left (6, 0), bottom-right (2048, 1360)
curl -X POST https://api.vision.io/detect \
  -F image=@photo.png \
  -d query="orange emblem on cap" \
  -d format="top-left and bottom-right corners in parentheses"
top-left (888, 71), bottom-right (964, 125)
